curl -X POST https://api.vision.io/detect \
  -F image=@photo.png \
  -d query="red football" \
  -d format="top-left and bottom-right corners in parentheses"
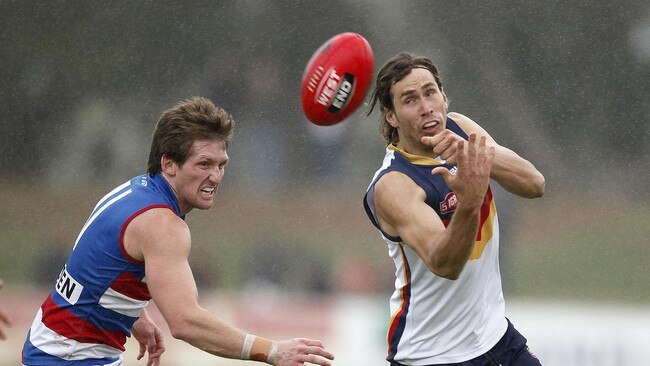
top-left (301, 32), bottom-right (374, 126)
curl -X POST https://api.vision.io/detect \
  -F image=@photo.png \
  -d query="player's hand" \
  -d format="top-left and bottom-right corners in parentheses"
top-left (273, 338), bottom-right (335, 366)
top-left (422, 129), bottom-right (465, 164)
top-left (132, 312), bottom-right (165, 366)
top-left (429, 132), bottom-right (495, 211)
top-left (0, 279), bottom-right (12, 341)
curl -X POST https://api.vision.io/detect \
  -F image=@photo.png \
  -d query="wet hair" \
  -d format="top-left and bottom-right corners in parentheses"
top-left (147, 97), bottom-right (234, 175)
top-left (366, 52), bottom-right (443, 144)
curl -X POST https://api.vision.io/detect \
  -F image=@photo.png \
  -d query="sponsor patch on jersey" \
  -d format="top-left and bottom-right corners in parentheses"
top-left (440, 192), bottom-right (458, 214)
top-left (55, 265), bottom-right (83, 305)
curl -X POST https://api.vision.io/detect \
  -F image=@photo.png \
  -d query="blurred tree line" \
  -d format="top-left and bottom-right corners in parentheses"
top-left (1, 0), bottom-right (648, 192)
top-left (408, 0), bottom-right (650, 190)
top-left (0, 1), bottom-right (375, 187)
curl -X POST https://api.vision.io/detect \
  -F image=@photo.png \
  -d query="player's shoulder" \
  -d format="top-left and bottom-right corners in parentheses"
top-left (447, 112), bottom-right (492, 138)
top-left (142, 206), bottom-right (184, 222)
top-left (125, 206), bottom-right (190, 261)
top-left (447, 112), bottom-right (477, 129)
top-left (130, 207), bottom-right (188, 235)
top-left (128, 207), bottom-right (190, 249)
top-left (447, 111), bottom-right (469, 120)
top-left (376, 170), bottom-right (413, 188)
top-left (375, 170), bottom-right (426, 202)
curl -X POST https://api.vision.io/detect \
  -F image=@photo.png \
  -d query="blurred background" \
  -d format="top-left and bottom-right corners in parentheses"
top-left (1, 1), bottom-right (649, 365)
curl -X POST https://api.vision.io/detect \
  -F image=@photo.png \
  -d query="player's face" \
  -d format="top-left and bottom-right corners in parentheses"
top-left (166, 138), bottom-right (229, 214)
top-left (386, 67), bottom-right (448, 155)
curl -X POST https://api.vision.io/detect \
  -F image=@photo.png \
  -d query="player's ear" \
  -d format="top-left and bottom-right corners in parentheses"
top-left (384, 108), bottom-right (398, 128)
top-left (442, 87), bottom-right (449, 109)
top-left (161, 155), bottom-right (176, 176)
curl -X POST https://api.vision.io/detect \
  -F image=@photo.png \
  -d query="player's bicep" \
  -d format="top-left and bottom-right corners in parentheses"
top-left (374, 173), bottom-right (445, 258)
top-left (127, 210), bottom-right (199, 320)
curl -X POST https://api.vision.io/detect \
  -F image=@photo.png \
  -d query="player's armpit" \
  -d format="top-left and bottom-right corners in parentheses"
top-left (373, 171), bottom-right (441, 240)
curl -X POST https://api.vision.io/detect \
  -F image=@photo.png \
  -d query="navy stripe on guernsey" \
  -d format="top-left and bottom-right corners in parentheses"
top-left (23, 173), bottom-right (182, 365)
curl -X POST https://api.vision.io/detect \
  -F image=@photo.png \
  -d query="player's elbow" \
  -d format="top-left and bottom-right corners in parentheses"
top-left (167, 316), bottom-right (195, 341)
top-left (428, 263), bottom-right (464, 280)
top-left (424, 248), bottom-right (467, 280)
top-left (514, 172), bottom-right (545, 199)
top-left (168, 322), bottom-right (191, 341)
top-left (526, 174), bottom-right (545, 198)
top-left (434, 268), bottom-right (462, 280)
top-left (535, 175), bottom-right (546, 197)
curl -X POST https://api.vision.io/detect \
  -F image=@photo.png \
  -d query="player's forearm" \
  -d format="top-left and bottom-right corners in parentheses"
top-left (490, 145), bottom-right (545, 198)
top-left (167, 306), bottom-right (280, 364)
top-left (169, 307), bottom-right (245, 359)
top-left (426, 204), bottom-right (481, 280)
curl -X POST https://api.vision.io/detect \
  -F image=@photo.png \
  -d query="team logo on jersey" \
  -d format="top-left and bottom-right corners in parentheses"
top-left (440, 192), bottom-right (457, 214)
top-left (56, 265), bottom-right (84, 305)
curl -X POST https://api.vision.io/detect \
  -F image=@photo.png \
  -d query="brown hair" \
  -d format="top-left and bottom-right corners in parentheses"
top-left (147, 97), bottom-right (235, 175)
top-left (366, 52), bottom-right (443, 144)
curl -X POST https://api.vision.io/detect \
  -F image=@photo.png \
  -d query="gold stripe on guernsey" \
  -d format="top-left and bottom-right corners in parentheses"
top-left (469, 198), bottom-right (496, 260)
top-left (387, 144), bottom-right (445, 166)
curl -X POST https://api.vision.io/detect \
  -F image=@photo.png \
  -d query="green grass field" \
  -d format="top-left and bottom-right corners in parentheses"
top-left (509, 198), bottom-right (649, 302)
top-left (1, 181), bottom-right (648, 303)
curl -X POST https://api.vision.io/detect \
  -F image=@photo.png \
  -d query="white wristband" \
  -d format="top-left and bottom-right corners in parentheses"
top-left (241, 334), bottom-right (256, 360)
top-left (267, 341), bottom-right (278, 365)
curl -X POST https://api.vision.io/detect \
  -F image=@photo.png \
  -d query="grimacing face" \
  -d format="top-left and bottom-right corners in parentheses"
top-left (163, 138), bottom-right (229, 214)
top-left (385, 67), bottom-right (449, 156)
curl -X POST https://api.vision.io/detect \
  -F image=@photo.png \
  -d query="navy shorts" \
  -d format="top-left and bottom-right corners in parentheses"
top-left (390, 319), bottom-right (541, 366)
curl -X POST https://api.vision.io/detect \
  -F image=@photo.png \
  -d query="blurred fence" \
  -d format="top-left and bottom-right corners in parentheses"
top-left (2, 287), bottom-right (649, 366)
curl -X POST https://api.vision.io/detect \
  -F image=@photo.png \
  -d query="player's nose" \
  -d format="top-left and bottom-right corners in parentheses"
top-left (208, 168), bottom-right (223, 184)
top-left (420, 99), bottom-right (434, 117)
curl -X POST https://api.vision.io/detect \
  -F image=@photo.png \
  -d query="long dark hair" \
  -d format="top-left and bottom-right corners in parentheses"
top-left (366, 52), bottom-right (443, 144)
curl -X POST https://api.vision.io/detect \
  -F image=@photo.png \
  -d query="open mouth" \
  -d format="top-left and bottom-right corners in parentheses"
top-left (201, 187), bottom-right (215, 196)
top-left (422, 120), bottom-right (439, 134)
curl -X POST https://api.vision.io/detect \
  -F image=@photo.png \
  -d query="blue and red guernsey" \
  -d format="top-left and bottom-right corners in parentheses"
top-left (23, 173), bottom-right (182, 366)
top-left (363, 118), bottom-right (507, 365)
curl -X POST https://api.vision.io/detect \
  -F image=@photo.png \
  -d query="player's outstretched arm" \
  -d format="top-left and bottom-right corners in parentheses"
top-left (124, 208), bottom-right (334, 364)
top-left (446, 112), bottom-right (545, 199)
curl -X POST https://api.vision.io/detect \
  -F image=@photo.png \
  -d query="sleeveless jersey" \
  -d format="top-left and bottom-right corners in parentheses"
top-left (23, 173), bottom-right (182, 366)
top-left (363, 118), bottom-right (507, 365)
